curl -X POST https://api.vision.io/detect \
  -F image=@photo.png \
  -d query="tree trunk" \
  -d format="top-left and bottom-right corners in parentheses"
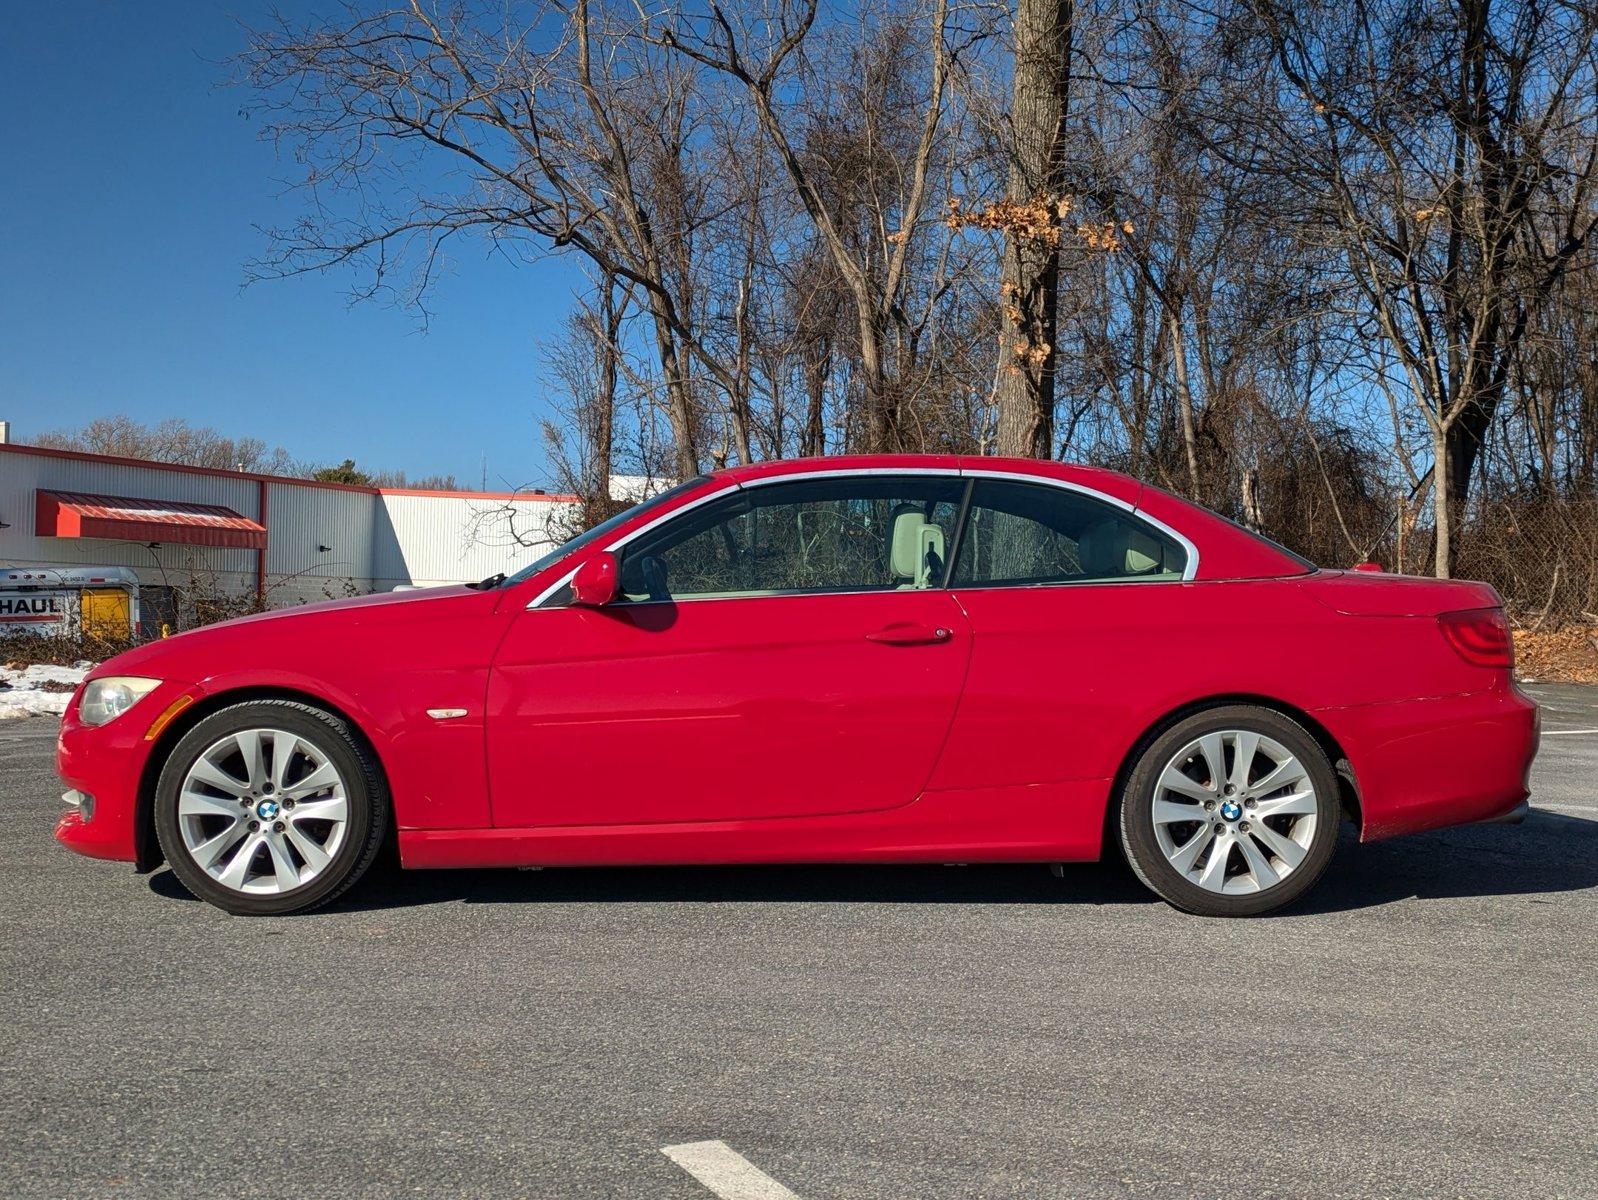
top-left (589, 280), bottom-right (621, 518)
top-left (1169, 311), bottom-right (1201, 496)
top-left (645, 299), bottom-right (700, 483)
top-left (730, 278), bottom-right (754, 466)
top-left (802, 340), bottom-right (829, 458)
top-left (1241, 468), bottom-right (1262, 530)
top-left (1396, 496), bottom-right (1409, 574)
top-left (1433, 426), bottom-right (1453, 579)
top-left (859, 312), bottom-right (897, 452)
top-left (993, 0), bottom-right (1073, 458)
top-left (1444, 391), bottom-right (1493, 525)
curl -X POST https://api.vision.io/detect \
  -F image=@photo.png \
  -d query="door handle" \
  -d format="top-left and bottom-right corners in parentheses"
top-left (865, 622), bottom-right (953, 645)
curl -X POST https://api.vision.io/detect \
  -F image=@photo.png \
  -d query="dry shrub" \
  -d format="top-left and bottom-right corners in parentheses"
top-left (0, 629), bottom-right (138, 670)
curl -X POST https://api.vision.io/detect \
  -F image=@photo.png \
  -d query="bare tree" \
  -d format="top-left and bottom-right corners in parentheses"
top-left (1235, 0), bottom-right (1598, 574)
top-left (37, 415), bottom-right (299, 474)
top-left (992, 0), bottom-right (1073, 457)
top-left (654, 0), bottom-right (986, 451)
top-left (234, 0), bottom-right (1598, 617)
top-left (240, 0), bottom-right (768, 481)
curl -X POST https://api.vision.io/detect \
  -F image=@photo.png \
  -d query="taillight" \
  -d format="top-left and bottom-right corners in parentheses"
top-left (1438, 607), bottom-right (1513, 669)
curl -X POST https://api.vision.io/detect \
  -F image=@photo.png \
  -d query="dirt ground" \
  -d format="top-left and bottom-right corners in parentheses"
top-left (1515, 625), bottom-right (1598, 685)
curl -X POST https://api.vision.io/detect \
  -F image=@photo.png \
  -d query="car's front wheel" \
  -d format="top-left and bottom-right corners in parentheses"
top-left (153, 700), bottom-right (389, 915)
top-left (1117, 705), bottom-right (1342, 916)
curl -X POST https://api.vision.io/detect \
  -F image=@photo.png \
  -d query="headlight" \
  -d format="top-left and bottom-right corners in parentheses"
top-left (79, 677), bottom-right (162, 726)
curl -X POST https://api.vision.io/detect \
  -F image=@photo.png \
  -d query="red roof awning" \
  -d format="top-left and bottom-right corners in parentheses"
top-left (35, 490), bottom-right (267, 550)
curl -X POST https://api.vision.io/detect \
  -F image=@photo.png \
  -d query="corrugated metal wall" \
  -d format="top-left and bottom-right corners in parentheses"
top-left (0, 447), bottom-right (580, 609)
top-left (265, 480), bottom-right (376, 604)
top-left (0, 450), bottom-right (259, 591)
top-left (375, 493), bottom-right (568, 589)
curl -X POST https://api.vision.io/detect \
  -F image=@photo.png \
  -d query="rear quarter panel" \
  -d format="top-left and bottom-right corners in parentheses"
top-left (931, 574), bottom-right (1500, 795)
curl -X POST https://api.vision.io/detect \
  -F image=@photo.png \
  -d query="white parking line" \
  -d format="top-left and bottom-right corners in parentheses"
top-left (1542, 728), bottom-right (1598, 736)
top-left (662, 1141), bottom-right (803, 1200)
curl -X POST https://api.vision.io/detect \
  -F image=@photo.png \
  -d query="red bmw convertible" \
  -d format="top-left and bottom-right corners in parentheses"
top-left (55, 456), bottom-right (1538, 917)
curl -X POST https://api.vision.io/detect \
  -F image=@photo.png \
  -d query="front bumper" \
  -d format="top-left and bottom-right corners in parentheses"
top-left (54, 679), bottom-right (199, 865)
top-left (1317, 683), bottom-right (1539, 842)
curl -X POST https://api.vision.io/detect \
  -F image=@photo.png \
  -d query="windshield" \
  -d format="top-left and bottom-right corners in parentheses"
top-left (501, 477), bottom-right (712, 587)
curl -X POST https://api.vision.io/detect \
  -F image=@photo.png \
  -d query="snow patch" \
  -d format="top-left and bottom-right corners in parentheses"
top-left (0, 662), bottom-right (91, 721)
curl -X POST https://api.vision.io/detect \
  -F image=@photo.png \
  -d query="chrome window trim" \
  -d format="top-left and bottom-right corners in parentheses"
top-left (527, 466), bottom-right (1198, 609)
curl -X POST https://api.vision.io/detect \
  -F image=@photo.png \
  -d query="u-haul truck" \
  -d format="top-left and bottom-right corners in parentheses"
top-left (0, 566), bottom-right (141, 639)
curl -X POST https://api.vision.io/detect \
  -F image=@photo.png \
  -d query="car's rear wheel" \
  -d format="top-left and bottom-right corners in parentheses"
top-left (1117, 705), bottom-right (1341, 916)
top-left (153, 700), bottom-right (389, 915)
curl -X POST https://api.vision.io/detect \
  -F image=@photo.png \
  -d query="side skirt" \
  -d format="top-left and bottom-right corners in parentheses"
top-left (398, 780), bottom-right (1110, 869)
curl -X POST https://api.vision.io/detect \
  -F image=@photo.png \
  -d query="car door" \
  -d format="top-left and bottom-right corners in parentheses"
top-left (486, 473), bottom-right (972, 828)
top-left (927, 476), bottom-right (1195, 793)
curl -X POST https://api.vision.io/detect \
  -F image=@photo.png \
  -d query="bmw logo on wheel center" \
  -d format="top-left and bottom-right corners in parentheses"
top-left (1220, 801), bottom-right (1243, 822)
top-left (256, 799), bottom-right (281, 821)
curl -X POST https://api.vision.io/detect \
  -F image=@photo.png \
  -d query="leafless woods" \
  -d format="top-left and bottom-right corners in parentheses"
top-left (240, 0), bottom-right (1598, 614)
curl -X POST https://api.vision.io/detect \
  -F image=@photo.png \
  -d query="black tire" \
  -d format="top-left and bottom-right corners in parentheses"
top-left (1116, 705), bottom-right (1341, 917)
top-left (153, 700), bottom-right (390, 915)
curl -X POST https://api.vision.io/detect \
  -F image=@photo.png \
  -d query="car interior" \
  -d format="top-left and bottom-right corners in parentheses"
top-left (612, 477), bottom-right (1185, 604)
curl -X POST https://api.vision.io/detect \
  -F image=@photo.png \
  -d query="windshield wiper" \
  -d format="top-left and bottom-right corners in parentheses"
top-left (465, 572), bottom-right (507, 591)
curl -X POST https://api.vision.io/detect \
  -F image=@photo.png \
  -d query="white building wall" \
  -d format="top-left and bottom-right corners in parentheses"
top-left (265, 480), bottom-right (378, 605)
top-left (0, 446), bottom-right (583, 616)
top-left (374, 493), bottom-right (572, 590)
top-left (0, 449), bottom-right (260, 593)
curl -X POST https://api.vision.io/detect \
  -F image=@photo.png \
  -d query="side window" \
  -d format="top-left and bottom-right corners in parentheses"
top-left (952, 480), bottom-right (1187, 586)
top-left (618, 476), bottom-right (964, 602)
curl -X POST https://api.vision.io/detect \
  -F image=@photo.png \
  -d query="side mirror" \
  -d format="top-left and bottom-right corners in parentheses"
top-left (570, 551), bottom-right (621, 606)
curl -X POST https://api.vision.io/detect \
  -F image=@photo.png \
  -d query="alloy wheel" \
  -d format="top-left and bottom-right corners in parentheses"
top-left (176, 728), bottom-right (350, 896)
top-left (1150, 729), bottom-right (1319, 895)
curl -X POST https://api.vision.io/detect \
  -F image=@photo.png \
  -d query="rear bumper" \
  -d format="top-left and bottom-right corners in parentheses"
top-left (1317, 684), bottom-right (1539, 842)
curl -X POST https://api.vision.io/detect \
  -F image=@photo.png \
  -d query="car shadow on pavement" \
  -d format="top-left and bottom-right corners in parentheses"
top-left (148, 856), bottom-right (1159, 909)
top-left (1290, 808), bottom-right (1598, 915)
top-left (146, 807), bottom-right (1598, 916)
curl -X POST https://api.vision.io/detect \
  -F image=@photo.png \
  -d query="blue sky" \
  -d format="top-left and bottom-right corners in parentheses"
top-left (0, 0), bottom-right (583, 488)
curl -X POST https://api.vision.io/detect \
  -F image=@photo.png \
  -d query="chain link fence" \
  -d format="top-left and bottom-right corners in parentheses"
top-left (1454, 496), bottom-right (1598, 625)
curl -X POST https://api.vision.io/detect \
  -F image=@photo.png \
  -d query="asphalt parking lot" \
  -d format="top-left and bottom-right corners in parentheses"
top-left (2, 685), bottom-right (1595, 1200)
